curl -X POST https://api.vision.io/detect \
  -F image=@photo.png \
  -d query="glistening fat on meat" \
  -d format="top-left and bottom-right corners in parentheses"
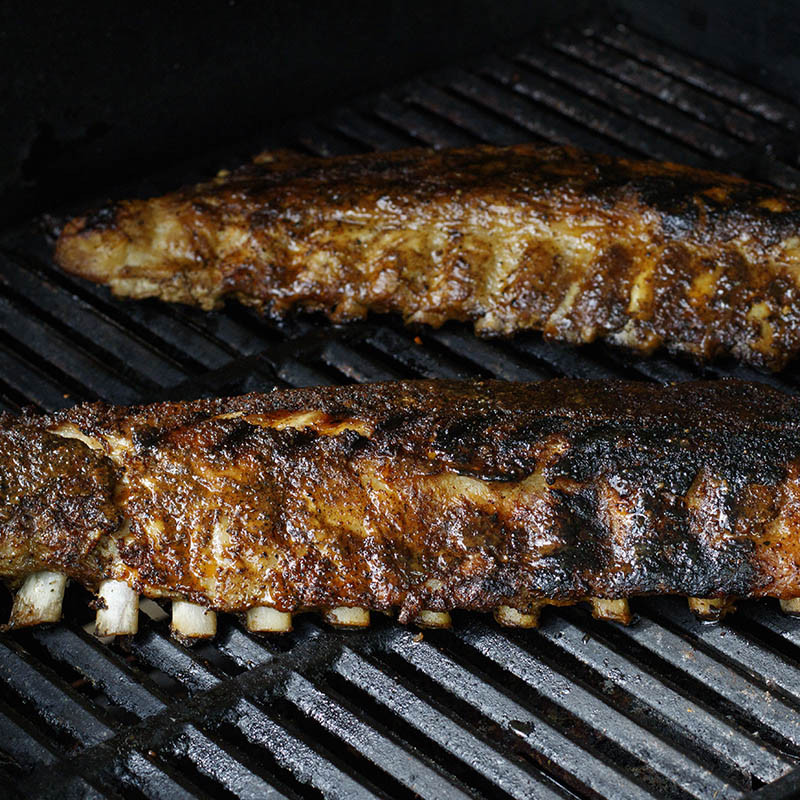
top-left (55, 143), bottom-right (800, 370)
top-left (3, 378), bottom-right (800, 638)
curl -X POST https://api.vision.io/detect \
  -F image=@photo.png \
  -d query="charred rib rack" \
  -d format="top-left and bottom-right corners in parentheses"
top-left (3, 378), bottom-right (800, 639)
top-left (56, 143), bottom-right (800, 370)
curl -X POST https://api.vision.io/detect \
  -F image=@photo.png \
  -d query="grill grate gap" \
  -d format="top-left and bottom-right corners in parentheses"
top-left (546, 33), bottom-right (779, 148)
top-left (9, 629), bottom-right (141, 727)
top-left (0, 284), bottom-right (153, 404)
top-left (188, 720), bottom-right (313, 800)
top-left (0, 254), bottom-right (191, 391)
top-left (266, 691), bottom-right (436, 800)
top-left (157, 740), bottom-right (243, 800)
top-left (513, 41), bottom-right (745, 161)
top-left (13, 247), bottom-right (235, 375)
top-left (0, 694), bottom-right (62, 771)
top-left (0, 318), bottom-right (94, 408)
top-left (0, 643), bottom-right (110, 754)
top-left (476, 56), bottom-right (658, 160)
top-left (730, 608), bottom-right (800, 671)
top-left (215, 717), bottom-right (329, 800)
top-left (113, 631), bottom-right (194, 702)
top-left (558, 606), bottom-right (800, 763)
top-left (370, 94), bottom-right (481, 148)
top-left (499, 611), bottom-right (759, 790)
top-left (377, 627), bottom-right (720, 800)
top-left (0, 381), bottom-right (29, 413)
top-left (594, 25), bottom-right (800, 130)
top-left (405, 82), bottom-right (533, 146)
top-left (637, 599), bottom-right (800, 704)
top-left (473, 59), bottom-right (634, 156)
top-left (122, 748), bottom-right (232, 800)
top-left (319, 666), bottom-right (528, 800)
top-left (504, 54), bottom-right (714, 165)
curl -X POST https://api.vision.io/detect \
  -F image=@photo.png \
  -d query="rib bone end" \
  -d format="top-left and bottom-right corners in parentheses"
top-left (10, 571), bottom-right (67, 628)
top-left (246, 606), bottom-right (293, 633)
top-left (95, 580), bottom-right (139, 637)
top-left (171, 601), bottom-right (217, 640)
top-left (494, 605), bottom-right (540, 628)
top-left (688, 597), bottom-right (735, 622)
top-left (416, 610), bottom-right (452, 629)
top-left (325, 606), bottom-right (370, 628)
top-left (780, 598), bottom-right (800, 617)
top-left (590, 598), bottom-right (632, 625)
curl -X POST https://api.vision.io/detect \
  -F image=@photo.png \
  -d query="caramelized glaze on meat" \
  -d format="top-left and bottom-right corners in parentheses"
top-left (3, 379), bottom-right (800, 619)
top-left (55, 144), bottom-right (800, 369)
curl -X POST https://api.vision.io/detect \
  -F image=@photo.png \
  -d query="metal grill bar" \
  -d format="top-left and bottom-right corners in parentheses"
top-left (454, 622), bottom-right (734, 799)
top-left (741, 605), bottom-right (800, 649)
top-left (130, 630), bottom-right (223, 693)
top-left (231, 698), bottom-right (378, 800)
top-left (285, 669), bottom-right (474, 800)
top-left (439, 67), bottom-right (622, 154)
top-left (641, 600), bottom-right (800, 708)
top-left (406, 81), bottom-right (530, 145)
top-left (535, 615), bottom-right (792, 783)
top-left (0, 343), bottom-right (69, 411)
top-left (30, 626), bottom-right (168, 718)
top-left (358, 326), bottom-right (471, 380)
top-left (479, 55), bottom-right (704, 165)
top-left (547, 34), bottom-right (774, 144)
top-left (122, 751), bottom-right (205, 800)
top-left (327, 106), bottom-right (417, 151)
top-left (371, 94), bottom-right (482, 148)
top-left (0, 699), bottom-right (58, 771)
top-left (596, 26), bottom-right (800, 131)
top-left (606, 614), bottom-right (800, 750)
top-left (0, 640), bottom-right (115, 748)
top-left (359, 633), bottom-right (656, 799)
top-left (175, 724), bottom-right (289, 800)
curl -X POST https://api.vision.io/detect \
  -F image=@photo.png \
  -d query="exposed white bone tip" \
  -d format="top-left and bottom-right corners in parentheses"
top-left (324, 606), bottom-right (370, 628)
top-left (171, 600), bottom-right (217, 639)
top-left (416, 610), bottom-right (452, 629)
top-left (139, 598), bottom-right (169, 622)
top-left (780, 598), bottom-right (800, 617)
top-left (688, 597), bottom-right (735, 621)
top-left (246, 606), bottom-right (293, 633)
top-left (590, 598), bottom-right (632, 625)
top-left (494, 605), bottom-right (540, 629)
top-left (10, 571), bottom-right (67, 628)
top-left (95, 580), bottom-right (139, 637)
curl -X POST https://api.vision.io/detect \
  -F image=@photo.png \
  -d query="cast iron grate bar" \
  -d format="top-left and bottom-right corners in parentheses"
top-left (334, 640), bottom-right (656, 799)
top-left (443, 63), bottom-right (631, 156)
top-left (478, 56), bottom-right (707, 166)
top-left (596, 24), bottom-right (800, 131)
top-left (229, 698), bottom-right (380, 800)
top-left (450, 623), bottom-right (736, 799)
top-left (547, 33), bottom-right (778, 145)
top-left (2, 20), bottom-right (800, 800)
top-left (513, 43), bottom-right (744, 160)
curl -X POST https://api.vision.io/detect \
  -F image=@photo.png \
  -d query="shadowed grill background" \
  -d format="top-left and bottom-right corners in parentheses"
top-left (3, 3), bottom-right (800, 798)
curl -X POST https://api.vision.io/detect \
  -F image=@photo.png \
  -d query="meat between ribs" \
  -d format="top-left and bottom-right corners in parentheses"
top-left (2, 379), bottom-right (800, 635)
top-left (55, 144), bottom-right (800, 369)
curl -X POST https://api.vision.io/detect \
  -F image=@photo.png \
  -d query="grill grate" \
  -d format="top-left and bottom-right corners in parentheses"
top-left (2, 21), bottom-right (800, 799)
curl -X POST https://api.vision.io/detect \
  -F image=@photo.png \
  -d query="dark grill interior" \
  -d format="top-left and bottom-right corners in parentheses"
top-left (3, 21), bottom-right (800, 799)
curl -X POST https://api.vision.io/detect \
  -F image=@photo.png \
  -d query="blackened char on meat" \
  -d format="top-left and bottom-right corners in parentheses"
top-left (55, 144), bottom-right (800, 370)
top-left (1, 379), bottom-right (799, 621)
